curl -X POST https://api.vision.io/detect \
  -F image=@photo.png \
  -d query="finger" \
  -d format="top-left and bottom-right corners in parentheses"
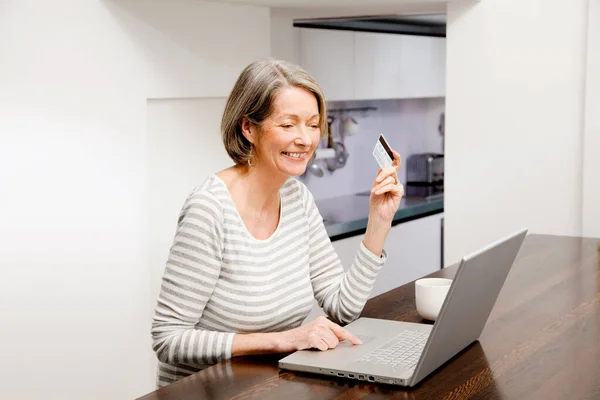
top-left (313, 339), bottom-right (329, 351)
top-left (372, 176), bottom-right (396, 193)
top-left (376, 166), bottom-right (399, 183)
top-left (372, 176), bottom-right (396, 194)
top-left (309, 333), bottom-right (329, 351)
top-left (328, 322), bottom-right (363, 345)
top-left (392, 151), bottom-right (402, 169)
top-left (374, 182), bottom-right (404, 196)
top-left (320, 328), bottom-right (340, 349)
top-left (316, 339), bottom-right (329, 351)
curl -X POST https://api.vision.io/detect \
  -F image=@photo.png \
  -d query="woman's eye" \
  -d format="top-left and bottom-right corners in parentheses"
top-left (310, 125), bottom-right (319, 129)
top-left (281, 124), bottom-right (293, 128)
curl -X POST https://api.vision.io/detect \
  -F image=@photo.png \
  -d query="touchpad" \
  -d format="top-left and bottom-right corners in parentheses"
top-left (337, 335), bottom-right (376, 348)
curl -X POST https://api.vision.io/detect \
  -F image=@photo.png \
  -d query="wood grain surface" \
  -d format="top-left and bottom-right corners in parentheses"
top-left (137, 234), bottom-right (600, 400)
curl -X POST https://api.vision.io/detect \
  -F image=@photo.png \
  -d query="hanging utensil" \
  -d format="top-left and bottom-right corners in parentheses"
top-left (324, 115), bottom-right (349, 172)
top-left (327, 141), bottom-right (348, 172)
top-left (306, 155), bottom-right (324, 177)
top-left (326, 116), bottom-right (335, 149)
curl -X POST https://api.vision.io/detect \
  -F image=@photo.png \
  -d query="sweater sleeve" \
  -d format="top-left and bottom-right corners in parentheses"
top-left (151, 189), bottom-right (235, 366)
top-left (299, 181), bottom-right (387, 325)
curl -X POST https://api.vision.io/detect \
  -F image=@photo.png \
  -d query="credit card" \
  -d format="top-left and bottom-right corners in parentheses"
top-left (372, 134), bottom-right (394, 170)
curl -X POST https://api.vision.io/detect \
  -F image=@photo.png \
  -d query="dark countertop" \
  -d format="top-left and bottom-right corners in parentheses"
top-left (315, 193), bottom-right (444, 241)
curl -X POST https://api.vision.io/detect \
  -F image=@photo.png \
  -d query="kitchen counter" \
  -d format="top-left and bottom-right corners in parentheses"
top-left (315, 193), bottom-right (444, 241)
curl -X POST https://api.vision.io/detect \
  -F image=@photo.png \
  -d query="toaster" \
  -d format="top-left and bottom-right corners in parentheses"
top-left (406, 153), bottom-right (444, 184)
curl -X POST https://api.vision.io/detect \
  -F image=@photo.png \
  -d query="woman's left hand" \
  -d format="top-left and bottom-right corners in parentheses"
top-left (369, 151), bottom-right (404, 224)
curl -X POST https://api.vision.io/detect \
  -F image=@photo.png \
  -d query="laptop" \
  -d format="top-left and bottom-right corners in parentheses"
top-left (279, 228), bottom-right (528, 387)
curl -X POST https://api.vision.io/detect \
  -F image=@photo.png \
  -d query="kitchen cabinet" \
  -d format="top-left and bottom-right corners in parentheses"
top-left (354, 32), bottom-right (446, 100)
top-left (369, 213), bottom-right (444, 297)
top-left (302, 213), bottom-right (444, 324)
top-left (297, 28), bottom-right (445, 102)
top-left (298, 28), bottom-right (355, 101)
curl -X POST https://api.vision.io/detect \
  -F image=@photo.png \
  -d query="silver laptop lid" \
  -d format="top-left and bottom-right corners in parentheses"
top-left (410, 228), bottom-right (528, 386)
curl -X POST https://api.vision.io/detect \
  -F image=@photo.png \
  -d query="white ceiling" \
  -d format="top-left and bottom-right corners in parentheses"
top-left (204, 0), bottom-right (452, 8)
top-left (201, 0), bottom-right (450, 20)
top-left (203, 0), bottom-right (450, 9)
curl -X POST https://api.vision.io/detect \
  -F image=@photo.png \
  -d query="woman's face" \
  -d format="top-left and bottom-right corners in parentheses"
top-left (253, 86), bottom-right (321, 178)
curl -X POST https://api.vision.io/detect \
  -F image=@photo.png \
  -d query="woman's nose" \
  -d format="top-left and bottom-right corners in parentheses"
top-left (295, 126), bottom-right (313, 147)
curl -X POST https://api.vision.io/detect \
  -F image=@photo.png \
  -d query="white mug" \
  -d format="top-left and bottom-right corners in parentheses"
top-left (342, 117), bottom-right (359, 136)
top-left (415, 278), bottom-right (452, 321)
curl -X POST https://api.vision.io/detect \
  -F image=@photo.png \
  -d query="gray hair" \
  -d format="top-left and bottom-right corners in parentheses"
top-left (221, 58), bottom-right (328, 165)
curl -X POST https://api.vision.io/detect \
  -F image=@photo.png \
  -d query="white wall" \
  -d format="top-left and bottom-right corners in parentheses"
top-left (0, 1), bottom-right (269, 399)
top-left (583, 0), bottom-right (600, 238)
top-left (300, 98), bottom-right (445, 200)
top-left (271, 9), bottom-right (301, 64)
top-left (445, 0), bottom-right (589, 265)
top-left (147, 97), bottom-right (232, 316)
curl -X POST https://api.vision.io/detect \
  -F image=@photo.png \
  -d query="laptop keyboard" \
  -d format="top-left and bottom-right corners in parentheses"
top-left (357, 329), bottom-right (429, 370)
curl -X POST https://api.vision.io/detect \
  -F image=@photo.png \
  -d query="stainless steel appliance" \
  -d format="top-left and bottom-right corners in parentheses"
top-left (406, 153), bottom-right (444, 184)
top-left (404, 183), bottom-right (444, 199)
top-left (405, 153), bottom-right (444, 199)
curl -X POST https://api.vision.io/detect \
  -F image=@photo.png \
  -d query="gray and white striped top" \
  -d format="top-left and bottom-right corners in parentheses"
top-left (151, 175), bottom-right (387, 387)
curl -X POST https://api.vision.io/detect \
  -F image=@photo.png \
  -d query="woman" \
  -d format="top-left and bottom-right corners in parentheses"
top-left (151, 59), bottom-right (403, 387)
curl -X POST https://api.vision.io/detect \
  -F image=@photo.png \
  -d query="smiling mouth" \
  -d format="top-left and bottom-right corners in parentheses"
top-left (282, 152), bottom-right (308, 160)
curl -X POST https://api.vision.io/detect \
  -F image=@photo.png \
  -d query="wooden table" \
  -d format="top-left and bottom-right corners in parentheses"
top-left (137, 234), bottom-right (600, 400)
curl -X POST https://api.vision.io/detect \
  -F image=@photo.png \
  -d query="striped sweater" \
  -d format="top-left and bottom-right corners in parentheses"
top-left (151, 175), bottom-right (387, 387)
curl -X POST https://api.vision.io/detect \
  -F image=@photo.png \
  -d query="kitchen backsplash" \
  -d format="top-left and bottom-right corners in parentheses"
top-left (299, 97), bottom-right (445, 201)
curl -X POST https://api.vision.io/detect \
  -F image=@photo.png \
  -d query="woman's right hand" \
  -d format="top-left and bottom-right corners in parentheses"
top-left (281, 316), bottom-right (363, 351)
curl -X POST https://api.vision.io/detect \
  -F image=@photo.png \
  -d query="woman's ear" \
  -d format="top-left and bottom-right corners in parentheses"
top-left (240, 117), bottom-right (255, 144)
